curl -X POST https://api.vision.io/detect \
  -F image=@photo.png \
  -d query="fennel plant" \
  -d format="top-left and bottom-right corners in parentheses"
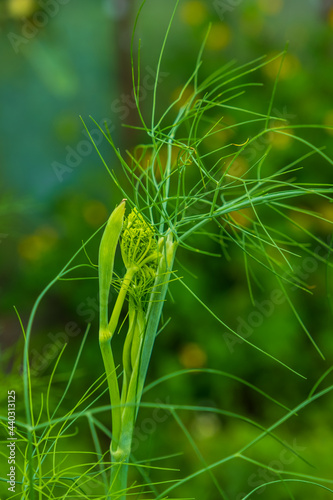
top-left (2, 2), bottom-right (333, 499)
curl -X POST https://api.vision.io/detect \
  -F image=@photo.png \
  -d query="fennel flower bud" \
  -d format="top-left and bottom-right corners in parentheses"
top-left (120, 208), bottom-right (158, 304)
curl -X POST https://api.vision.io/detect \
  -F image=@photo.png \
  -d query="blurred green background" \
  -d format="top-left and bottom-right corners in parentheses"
top-left (1, 0), bottom-right (333, 499)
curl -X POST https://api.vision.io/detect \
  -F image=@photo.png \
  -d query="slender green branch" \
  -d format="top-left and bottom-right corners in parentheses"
top-left (108, 266), bottom-right (137, 338)
top-left (99, 338), bottom-right (121, 447)
top-left (121, 300), bottom-right (137, 406)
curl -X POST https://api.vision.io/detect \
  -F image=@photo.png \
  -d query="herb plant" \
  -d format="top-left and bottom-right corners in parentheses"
top-left (1, 2), bottom-right (333, 499)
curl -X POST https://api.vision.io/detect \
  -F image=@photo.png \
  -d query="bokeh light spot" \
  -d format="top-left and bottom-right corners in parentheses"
top-left (179, 342), bottom-right (207, 369)
top-left (203, 115), bottom-right (236, 151)
top-left (224, 155), bottom-right (249, 178)
top-left (192, 413), bottom-right (221, 439)
top-left (257, 0), bottom-right (284, 15)
top-left (205, 23), bottom-right (231, 51)
top-left (170, 84), bottom-right (195, 110)
top-left (323, 110), bottom-right (333, 136)
top-left (82, 200), bottom-right (108, 228)
top-left (18, 226), bottom-right (58, 261)
top-left (263, 53), bottom-right (301, 80)
top-left (179, 1), bottom-right (208, 27)
top-left (268, 123), bottom-right (293, 149)
top-left (226, 208), bottom-right (254, 231)
top-left (328, 7), bottom-right (333, 27)
top-left (7, 0), bottom-right (36, 18)
top-left (316, 203), bottom-right (333, 232)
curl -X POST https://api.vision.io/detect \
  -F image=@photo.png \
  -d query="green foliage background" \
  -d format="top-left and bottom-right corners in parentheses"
top-left (1, 1), bottom-right (333, 498)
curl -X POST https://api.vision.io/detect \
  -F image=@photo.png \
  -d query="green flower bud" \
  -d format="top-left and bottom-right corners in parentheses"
top-left (120, 208), bottom-right (159, 304)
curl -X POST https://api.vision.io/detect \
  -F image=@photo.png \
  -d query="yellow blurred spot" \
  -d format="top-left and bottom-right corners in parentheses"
top-left (289, 209), bottom-right (314, 233)
top-left (268, 122), bottom-right (293, 149)
top-left (171, 84), bottom-right (196, 110)
top-left (82, 200), bottom-right (108, 228)
top-left (133, 145), bottom-right (154, 171)
top-left (315, 203), bottom-right (333, 232)
top-left (322, 204), bottom-right (333, 223)
top-left (179, 0), bottom-right (208, 26)
top-left (179, 343), bottom-right (207, 369)
top-left (224, 155), bottom-right (249, 178)
top-left (7, 0), bottom-right (36, 18)
top-left (328, 7), bottom-right (333, 27)
top-left (227, 208), bottom-right (254, 230)
top-left (192, 413), bottom-right (221, 439)
top-left (203, 115), bottom-right (236, 151)
top-left (132, 144), bottom-right (183, 180)
top-left (257, 0), bottom-right (284, 15)
top-left (18, 226), bottom-right (58, 261)
top-left (206, 23), bottom-right (231, 51)
top-left (263, 53), bottom-right (301, 80)
top-left (323, 110), bottom-right (333, 136)
top-left (204, 128), bottom-right (230, 149)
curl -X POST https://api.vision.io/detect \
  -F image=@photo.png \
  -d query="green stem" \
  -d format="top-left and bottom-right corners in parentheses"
top-left (124, 307), bottom-right (145, 423)
top-left (110, 309), bottom-right (145, 500)
top-left (136, 235), bottom-right (177, 405)
top-left (121, 301), bottom-right (137, 407)
top-left (109, 429), bottom-right (133, 500)
top-left (108, 267), bottom-right (137, 337)
top-left (106, 269), bottom-right (138, 500)
top-left (99, 336), bottom-right (121, 447)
